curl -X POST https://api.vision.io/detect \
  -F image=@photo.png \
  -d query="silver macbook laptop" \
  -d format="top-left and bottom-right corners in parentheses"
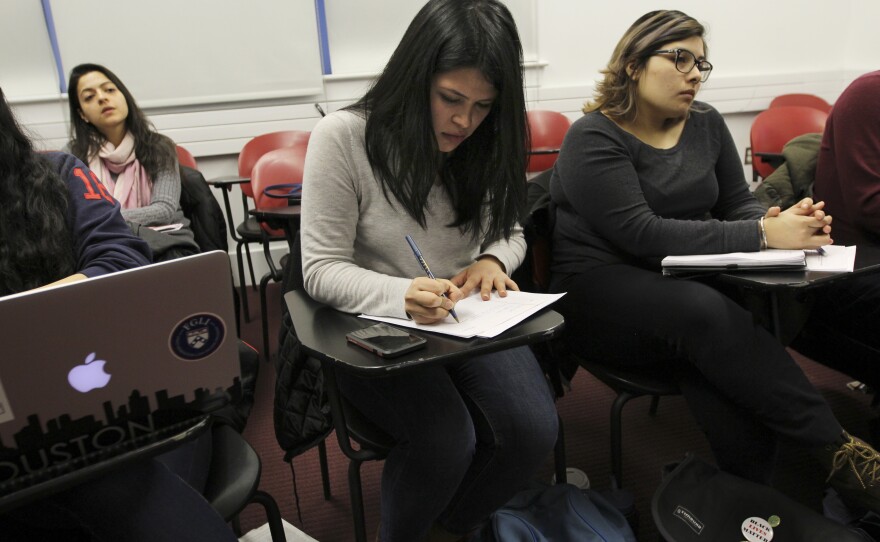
top-left (0, 251), bottom-right (240, 505)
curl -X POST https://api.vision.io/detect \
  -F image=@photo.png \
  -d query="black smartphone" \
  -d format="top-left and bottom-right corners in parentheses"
top-left (345, 323), bottom-right (427, 358)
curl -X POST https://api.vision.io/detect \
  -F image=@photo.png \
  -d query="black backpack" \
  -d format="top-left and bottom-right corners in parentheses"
top-left (179, 166), bottom-right (228, 253)
top-left (273, 231), bottom-right (333, 459)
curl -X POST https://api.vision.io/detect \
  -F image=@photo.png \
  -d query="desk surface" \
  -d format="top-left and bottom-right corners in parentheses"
top-left (719, 244), bottom-right (880, 290)
top-left (205, 175), bottom-right (249, 188)
top-left (285, 289), bottom-right (565, 376)
top-left (249, 206), bottom-right (302, 221)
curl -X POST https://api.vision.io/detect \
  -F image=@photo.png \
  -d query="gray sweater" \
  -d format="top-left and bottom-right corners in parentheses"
top-left (63, 142), bottom-right (187, 227)
top-left (550, 104), bottom-right (765, 273)
top-left (117, 156), bottom-right (186, 227)
top-left (300, 110), bottom-right (526, 318)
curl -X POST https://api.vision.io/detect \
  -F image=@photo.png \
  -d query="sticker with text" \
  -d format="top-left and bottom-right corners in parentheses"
top-left (742, 517), bottom-right (774, 542)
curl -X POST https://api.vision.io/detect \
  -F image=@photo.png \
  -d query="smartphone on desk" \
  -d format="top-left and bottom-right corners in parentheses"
top-left (346, 323), bottom-right (427, 358)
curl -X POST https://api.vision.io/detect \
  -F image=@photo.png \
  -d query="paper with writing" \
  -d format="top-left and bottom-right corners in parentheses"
top-left (805, 245), bottom-right (856, 272)
top-left (360, 290), bottom-right (565, 339)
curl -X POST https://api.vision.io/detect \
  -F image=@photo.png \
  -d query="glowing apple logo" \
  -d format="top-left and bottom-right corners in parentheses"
top-left (68, 352), bottom-right (111, 393)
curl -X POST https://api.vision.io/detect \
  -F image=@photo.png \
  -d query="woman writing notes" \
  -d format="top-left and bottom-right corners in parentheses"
top-left (550, 10), bottom-right (879, 511)
top-left (300, 1), bottom-right (558, 540)
top-left (66, 63), bottom-right (199, 261)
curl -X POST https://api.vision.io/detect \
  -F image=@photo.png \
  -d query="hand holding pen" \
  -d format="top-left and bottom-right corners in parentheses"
top-left (406, 235), bottom-right (459, 322)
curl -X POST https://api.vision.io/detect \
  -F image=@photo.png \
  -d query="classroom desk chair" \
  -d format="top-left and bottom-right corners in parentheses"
top-left (207, 131), bottom-right (310, 324)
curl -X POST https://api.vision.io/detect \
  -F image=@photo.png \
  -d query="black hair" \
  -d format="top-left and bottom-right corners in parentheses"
top-left (347, 0), bottom-right (527, 241)
top-left (0, 87), bottom-right (76, 295)
top-left (67, 63), bottom-right (176, 182)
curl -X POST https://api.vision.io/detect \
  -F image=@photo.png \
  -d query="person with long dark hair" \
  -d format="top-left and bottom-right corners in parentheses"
top-left (0, 87), bottom-right (150, 295)
top-left (549, 10), bottom-right (880, 512)
top-left (300, 1), bottom-right (558, 540)
top-left (0, 88), bottom-right (237, 541)
top-left (66, 63), bottom-right (198, 261)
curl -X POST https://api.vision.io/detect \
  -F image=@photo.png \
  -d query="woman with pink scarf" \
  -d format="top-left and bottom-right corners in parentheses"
top-left (67, 63), bottom-right (199, 261)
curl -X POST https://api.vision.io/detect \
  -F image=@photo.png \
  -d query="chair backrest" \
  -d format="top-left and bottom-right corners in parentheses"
top-left (769, 93), bottom-right (832, 114)
top-left (250, 146), bottom-right (307, 236)
top-left (176, 145), bottom-right (198, 169)
top-left (527, 110), bottom-right (572, 173)
top-left (750, 106), bottom-right (828, 181)
top-left (238, 131), bottom-right (311, 199)
top-left (511, 169), bottom-right (554, 293)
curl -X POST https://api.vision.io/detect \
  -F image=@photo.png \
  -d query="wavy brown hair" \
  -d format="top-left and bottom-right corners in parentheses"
top-left (67, 63), bottom-right (175, 182)
top-left (585, 10), bottom-right (707, 122)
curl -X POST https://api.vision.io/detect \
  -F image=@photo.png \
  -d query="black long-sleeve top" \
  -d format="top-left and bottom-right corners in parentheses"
top-left (550, 103), bottom-right (765, 274)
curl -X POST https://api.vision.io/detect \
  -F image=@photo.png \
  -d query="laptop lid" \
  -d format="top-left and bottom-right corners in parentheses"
top-left (0, 251), bottom-right (240, 487)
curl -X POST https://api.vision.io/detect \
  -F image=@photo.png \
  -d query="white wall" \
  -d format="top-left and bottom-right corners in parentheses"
top-left (845, 0), bottom-right (880, 68)
top-left (7, 1), bottom-right (877, 284)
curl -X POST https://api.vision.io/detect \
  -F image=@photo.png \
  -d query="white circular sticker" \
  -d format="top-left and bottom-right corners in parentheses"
top-left (742, 517), bottom-right (774, 542)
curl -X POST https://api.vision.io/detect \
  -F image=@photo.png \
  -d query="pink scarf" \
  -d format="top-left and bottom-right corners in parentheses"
top-left (88, 132), bottom-right (151, 209)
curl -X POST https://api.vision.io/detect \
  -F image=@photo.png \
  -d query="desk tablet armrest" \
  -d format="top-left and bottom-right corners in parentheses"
top-left (206, 175), bottom-right (250, 188)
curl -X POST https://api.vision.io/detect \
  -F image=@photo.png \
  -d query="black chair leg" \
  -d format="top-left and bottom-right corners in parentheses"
top-left (348, 458), bottom-right (368, 542)
top-left (259, 272), bottom-right (272, 360)
top-left (554, 414), bottom-right (566, 485)
top-left (251, 490), bottom-right (288, 542)
top-left (610, 390), bottom-right (636, 489)
top-left (245, 243), bottom-right (257, 291)
top-left (318, 440), bottom-right (332, 500)
top-left (236, 242), bottom-right (251, 322)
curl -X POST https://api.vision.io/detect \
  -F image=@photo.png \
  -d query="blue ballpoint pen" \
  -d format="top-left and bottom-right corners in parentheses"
top-left (405, 235), bottom-right (460, 323)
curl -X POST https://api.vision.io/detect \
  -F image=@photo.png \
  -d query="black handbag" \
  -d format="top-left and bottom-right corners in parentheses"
top-left (652, 454), bottom-right (870, 542)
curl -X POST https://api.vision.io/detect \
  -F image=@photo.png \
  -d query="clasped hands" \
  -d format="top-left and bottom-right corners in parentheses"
top-left (404, 256), bottom-right (519, 324)
top-left (763, 197), bottom-right (833, 250)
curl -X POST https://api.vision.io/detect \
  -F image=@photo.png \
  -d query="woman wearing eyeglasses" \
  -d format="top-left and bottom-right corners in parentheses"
top-left (549, 10), bottom-right (880, 512)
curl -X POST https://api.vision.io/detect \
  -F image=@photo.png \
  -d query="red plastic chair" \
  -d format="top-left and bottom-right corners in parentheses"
top-left (215, 131), bottom-right (311, 324)
top-left (750, 106), bottom-right (828, 183)
top-left (527, 110), bottom-right (571, 173)
top-left (250, 146), bottom-right (308, 357)
top-left (238, 131), bottom-right (311, 199)
top-left (769, 93), bottom-right (832, 114)
top-left (176, 145), bottom-right (198, 169)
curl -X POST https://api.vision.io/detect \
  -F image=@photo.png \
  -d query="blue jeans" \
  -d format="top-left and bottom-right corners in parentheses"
top-left (337, 345), bottom-right (558, 542)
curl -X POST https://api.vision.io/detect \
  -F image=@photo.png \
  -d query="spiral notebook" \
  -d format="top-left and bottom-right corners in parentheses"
top-left (661, 249), bottom-right (806, 275)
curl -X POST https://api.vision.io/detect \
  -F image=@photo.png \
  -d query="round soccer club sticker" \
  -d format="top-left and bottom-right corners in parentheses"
top-left (170, 313), bottom-right (226, 361)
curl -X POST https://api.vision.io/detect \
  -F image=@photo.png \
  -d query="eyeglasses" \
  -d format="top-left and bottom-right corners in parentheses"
top-left (651, 49), bottom-right (713, 82)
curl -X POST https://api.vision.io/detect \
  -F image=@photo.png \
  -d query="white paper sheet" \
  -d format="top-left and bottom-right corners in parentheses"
top-left (360, 290), bottom-right (566, 339)
top-left (805, 245), bottom-right (856, 272)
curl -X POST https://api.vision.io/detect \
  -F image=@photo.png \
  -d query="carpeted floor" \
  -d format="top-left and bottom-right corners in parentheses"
top-left (235, 283), bottom-right (877, 541)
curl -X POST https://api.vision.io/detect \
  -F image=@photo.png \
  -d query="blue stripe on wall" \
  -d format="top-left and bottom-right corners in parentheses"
top-left (315, 0), bottom-right (332, 75)
top-left (41, 0), bottom-right (67, 93)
